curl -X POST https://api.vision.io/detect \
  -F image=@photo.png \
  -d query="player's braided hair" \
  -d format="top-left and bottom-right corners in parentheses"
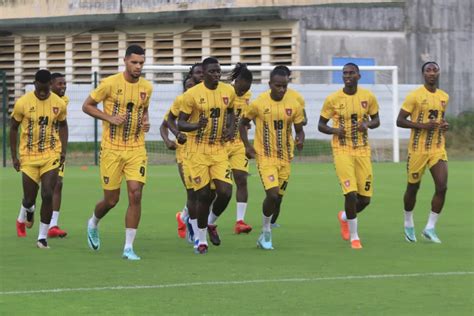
top-left (229, 63), bottom-right (253, 82)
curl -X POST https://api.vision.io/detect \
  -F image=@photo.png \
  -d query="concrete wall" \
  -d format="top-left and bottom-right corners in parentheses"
top-left (284, 0), bottom-right (473, 115)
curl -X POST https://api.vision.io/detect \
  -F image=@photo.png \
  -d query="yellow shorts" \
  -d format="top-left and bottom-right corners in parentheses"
top-left (99, 147), bottom-right (148, 190)
top-left (407, 151), bottom-right (448, 183)
top-left (334, 154), bottom-right (373, 197)
top-left (58, 161), bottom-right (65, 178)
top-left (187, 151), bottom-right (232, 191)
top-left (21, 154), bottom-right (60, 184)
top-left (257, 160), bottom-right (291, 196)
top-left (176, 144), bottom-right (185, 164)
top-left (180, 154), bottom-right (194, 190)
top-left (227, 143), bottom-right (249, 173)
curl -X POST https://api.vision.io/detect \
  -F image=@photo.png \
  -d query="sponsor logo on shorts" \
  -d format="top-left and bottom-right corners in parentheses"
top-left (268, 175), bottom-right (275, 182)
top-left (344, 180), bottom-right (350, 187)
top-left (361, 101), bottom-right (368, 109)
top-left (285, 108), bottom-right (292, 116)
top-left (103, 176), bottom-right (109, 184)
top-left (412, 173), bottom-right (419, 179)
top-left (140, 92), bottom-right (147, 101)
top-left (53, 107), bottom-right (59, 115)
top-left (194, 176), bottom-right (201, 184)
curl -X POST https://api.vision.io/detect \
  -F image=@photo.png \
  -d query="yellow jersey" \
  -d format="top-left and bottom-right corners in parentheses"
top-left (164, 94), bottom-right (186, 157)
top-left (11, 91), bottom-right (67, 159)
top-left (61, 95), bottom-right (70, 107)
top-left (90, 73), bottom-right (153, 150)
top-left (244, 90), bottom-right (304, 163)
top-left (401, 85), bottom-right (449, 154)
top-left (321, 87), bottom-right (379, 157)
top-left (229, 90), bottom-right (251, 145)
top-left (181, 82), bottom-right (235, 154)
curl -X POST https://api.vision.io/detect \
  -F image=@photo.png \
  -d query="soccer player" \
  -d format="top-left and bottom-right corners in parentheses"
top-left (266, 65), bottom-right (307, 228)
top-left (160, 76), bottom-right (197, 241)
top-left (178, 57), bottom-right (236, 254)
top-left (227, 63), bottom-right (253, 234)
top-left (239, 67), bottom-right (305, 250)
top-left (396, 61), bottom-right (449, 243)
top-left (318, 63), bottom-right (380, 250)
top-left (82, 45), bottom-right (153, 260)
top-left (11, 69), bottom-right (68, 248)
top-left (48, 72), bottom-right (69, 238)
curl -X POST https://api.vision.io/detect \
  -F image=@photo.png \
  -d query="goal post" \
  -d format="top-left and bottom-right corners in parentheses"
top-left (143, 64), bottom-right (401, 163)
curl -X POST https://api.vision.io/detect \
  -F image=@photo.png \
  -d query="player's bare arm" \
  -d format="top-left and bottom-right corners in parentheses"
top-left (318, 116), bottom-right (345, 137)
top-left (166, 112), bottom-right (187, 144)
top-left (294, 122), bottom-right (305, 151)
top-left (358, 113), bottom-right (380, 132)
top-left (239, 117), bottom-right (256, 159)
top-left (397, 109), bottom-right (439, 130)
top-left (160, 119), bottom-right (177, 150)
top-left (82, 96), bottom-right (126, 125)
top-left (143, 107), bottom-right (150, 133)
top-left (58, 119), bottom-right (68, 165)
top-left (9, 117), bottom-right (21, 172)
top-left (177, 111), bottom-right (208, 132)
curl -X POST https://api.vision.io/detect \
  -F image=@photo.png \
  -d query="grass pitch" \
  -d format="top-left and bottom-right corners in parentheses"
top-left (1, 161), bottom-right (473, 315)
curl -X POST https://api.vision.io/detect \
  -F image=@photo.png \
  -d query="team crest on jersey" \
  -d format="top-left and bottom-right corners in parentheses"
top-left (285, 109), bottom-right (292, 116)
top-left (117, 89), bottom-right (123, 95)
top-left (29, 107), bottom-right (35, 112)
top-left (344, 180), bottom-right (351, 187)
top-left (361, 101), bottom-right (368, 109)
top-left (140, 92), bottom-right (147, 101)
top-left (245, 99), bottom-right (249, 105)
top-left (199, 98), bottom-right (205, 104)
top-left (412, 173), bottom-right (419, 179)
top-left (264, 108), bottom-right (271, 114)
top-left (194, 176), bottom-right (201, 184)
top-left (53, 107), bottom-right (59, 115)
top-left (103, 176), bottom-right (109, 184)
top-left (268, 175), bottom-right (275, 182)
top-left (223, 97), bottom-right (229, 105)
top-left (441, 101), bottom-right (446, 107)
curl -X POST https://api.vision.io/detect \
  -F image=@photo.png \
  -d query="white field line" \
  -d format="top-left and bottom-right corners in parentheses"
top-left (1, 271), bottom-right (472, 296)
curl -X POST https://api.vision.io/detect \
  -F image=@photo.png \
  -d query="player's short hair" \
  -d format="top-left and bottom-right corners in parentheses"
top-left (343, 63), bottom-right (360, 73)
top-left (202, 57), bottom-right (219, 69)
top-left (182, 76), bottom-right (194, 91)
top-left (189, 63), bottom-right (202, 75)
top-left (125, 45), bottom-right (145, 57)
top-left (51, 72), bottom-right (65, 81)
top-left (273, 65), bottom-right (291, 77)
top-left (35, 69), bottom-right (51, 83)
top-left (270, 67), bottom-right (289, 80)
top-left (421, 61), bottom-right (440, 73)
top-left (229, 63), bottom-right (253, 82)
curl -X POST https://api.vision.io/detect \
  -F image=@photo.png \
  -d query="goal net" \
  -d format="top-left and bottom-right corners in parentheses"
top-left (141, 65), bottom-right (407, 164)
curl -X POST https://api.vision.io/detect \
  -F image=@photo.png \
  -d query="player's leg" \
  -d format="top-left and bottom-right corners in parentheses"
top-left (175, 162), bottom-right (188, 238)
top-left (122, 180), bottom-right (144, 259)
top-left (87, 149), bottom-right (123, 251)
top-left (229, 145), bottom-right (252, 233)
top-left (403, 153), bottom-right (427, 242)
top-left (422, 158), bottom-right (448, 243)
top-left (37, 168), bottom-right (59, 248)
top-left (49, 167), bottom-right (67, 237)
top-left (195, 183), bottom-right (213, 253)
top-left (17, 171), bottom-right (40, 237)
top-left (334, 155), bottom-right (360, 247)
top-left (120, 149), bottom-right (148, 260)
top-left (233, 169), bottom-right (252, 234)
top-left (206, 154), bottom-right (233, 246)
